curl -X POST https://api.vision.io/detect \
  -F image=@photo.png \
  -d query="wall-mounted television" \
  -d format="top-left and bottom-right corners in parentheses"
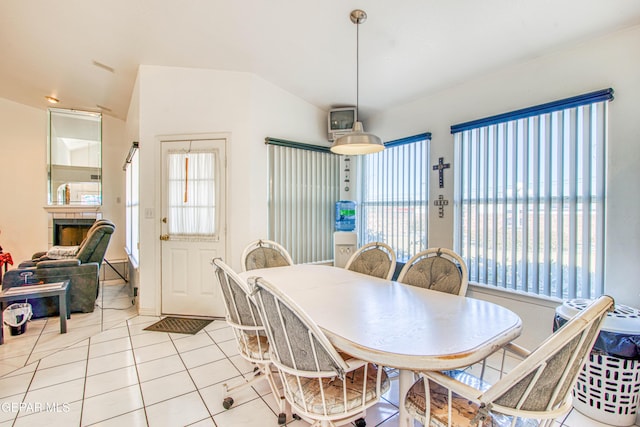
top-left (328, 107), bottom-right (356, 141)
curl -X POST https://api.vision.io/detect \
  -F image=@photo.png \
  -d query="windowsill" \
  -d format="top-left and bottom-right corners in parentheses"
top-left (467, 281), bottom-right (564, 310)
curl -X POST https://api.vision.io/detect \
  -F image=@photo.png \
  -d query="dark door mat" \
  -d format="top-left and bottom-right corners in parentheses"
top-left (144, 317), bottom-right (213, 334)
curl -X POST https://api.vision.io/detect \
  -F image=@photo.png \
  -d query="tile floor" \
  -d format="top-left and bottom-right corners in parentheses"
top-left (0, 281), bottom-right (636, 427)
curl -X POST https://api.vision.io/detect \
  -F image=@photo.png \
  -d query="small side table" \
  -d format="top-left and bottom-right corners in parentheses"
top-left (0, 280), bottom-right (70, 345)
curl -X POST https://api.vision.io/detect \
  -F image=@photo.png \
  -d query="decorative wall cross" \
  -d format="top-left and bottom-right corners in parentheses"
top-left (434, 195), bottom-right (449, 218)
top-left (432, 157), bottom-right (450, 188)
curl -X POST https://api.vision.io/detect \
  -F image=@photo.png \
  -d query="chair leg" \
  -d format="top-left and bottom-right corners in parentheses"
top-left (223, 365), bottom-right (264, 396)
top-left (263, 366), bottom-right (288, 424)
top-left (222, 363), bottom-right (289, 425)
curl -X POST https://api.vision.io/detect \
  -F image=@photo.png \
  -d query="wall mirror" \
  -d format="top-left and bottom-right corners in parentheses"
top-left (48, 108), bottom-right (102, 205)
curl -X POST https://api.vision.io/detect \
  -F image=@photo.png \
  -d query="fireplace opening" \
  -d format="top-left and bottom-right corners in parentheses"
top-left (53, 219), bottom-right (95, 246)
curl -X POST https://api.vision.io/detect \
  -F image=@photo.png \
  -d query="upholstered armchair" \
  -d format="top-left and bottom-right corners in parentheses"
top-left (19, 219), bottom-right (114, 268)
top-left (2, 220), bottom-right (115, 317)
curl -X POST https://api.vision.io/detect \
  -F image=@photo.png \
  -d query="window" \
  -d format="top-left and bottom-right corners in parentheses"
top-left (452, 89), bottom-right (613, 299)
top-left (267, 139), bottom-right (340, 263)
top-left (124, 143), bottom-right (139, 264)
top-left (166, 149), bottom-right (218, 237)
top-left (358, 134), bottom-right (430, 260)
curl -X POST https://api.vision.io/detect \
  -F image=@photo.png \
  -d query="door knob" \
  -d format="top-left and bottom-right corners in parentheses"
top-left (160, 234), bottom-right (170, 241)
top-left (162, 217), bottom-right (167, 223)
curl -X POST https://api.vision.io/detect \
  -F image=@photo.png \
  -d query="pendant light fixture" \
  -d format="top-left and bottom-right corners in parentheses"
top-left (330, 9), bottom-right (384, 155)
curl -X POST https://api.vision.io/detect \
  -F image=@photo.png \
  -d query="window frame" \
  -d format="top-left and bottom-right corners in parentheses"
top-left (452, 89), bottom-right (613, 299)
top-left (357, 133), bottom-right (431, 261)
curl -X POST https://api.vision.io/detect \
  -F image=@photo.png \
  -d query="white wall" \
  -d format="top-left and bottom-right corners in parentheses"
top-left (0, 99), bottom-right (48, 264)
top-left (134, 65), bottom-right (325, 315)
top-left (0, 97), bottom-right (129, 266)
top-left (370, 25), bottom-right (640, 344)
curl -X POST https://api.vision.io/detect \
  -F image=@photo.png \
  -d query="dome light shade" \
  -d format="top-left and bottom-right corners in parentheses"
top-left (330, 121), bottom-right (384, 154)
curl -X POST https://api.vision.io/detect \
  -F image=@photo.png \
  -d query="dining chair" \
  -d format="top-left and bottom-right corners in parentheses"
top-left (344, 242), bottom-right (397, 280)
top-left (397, 248), bottom-right (468, 296)
top-left (212, 258), bottom-right (288, 424)
top-left (250, 275), bottom-right (391, 427)
top-left (404, 295), bottom-right (614, 427)
top-left (240, 239), bottom-right (294, 272)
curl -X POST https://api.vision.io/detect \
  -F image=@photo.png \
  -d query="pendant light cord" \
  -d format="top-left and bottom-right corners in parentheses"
top-left (356, 20), bottom-right (360, 115)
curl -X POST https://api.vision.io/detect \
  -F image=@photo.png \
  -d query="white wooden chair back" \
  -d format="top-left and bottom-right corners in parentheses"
top-left (241, 239), bottom-right (294, 272)
top-left (212, 258), bottom-right (268, 363)
top-left (408, 295), bottom-right (615, 427)
top-left (250, 276), bottom-right (390, 425)
top-left (397, 247), bottom-right (468, 296)
top-left (481, 295), bottom-right (614, 420)
top-left (345, 241), bottom-right (397, 280)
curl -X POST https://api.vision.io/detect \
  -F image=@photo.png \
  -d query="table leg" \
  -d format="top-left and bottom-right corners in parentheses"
top-left (398, 369), bottom-right (413, 427)
top-left (59, 292), bottom-right (67, 334)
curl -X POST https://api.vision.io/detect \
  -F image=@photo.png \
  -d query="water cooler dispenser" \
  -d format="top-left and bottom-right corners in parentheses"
top-left (334, 200), bottom-right (357, 268)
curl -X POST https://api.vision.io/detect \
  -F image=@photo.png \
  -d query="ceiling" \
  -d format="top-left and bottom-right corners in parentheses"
top-left (1, 0), bottom-right (639, 121)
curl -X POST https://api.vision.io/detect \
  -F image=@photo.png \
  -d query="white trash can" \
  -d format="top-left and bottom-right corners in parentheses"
top-left (3, 302), bottom-right (32, 335)
top-left (555, 299), bottom-right (640, 426)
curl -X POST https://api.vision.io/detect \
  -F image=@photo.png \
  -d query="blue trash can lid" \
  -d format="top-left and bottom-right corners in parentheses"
top-left (556, 298), bottom-right (640, 334)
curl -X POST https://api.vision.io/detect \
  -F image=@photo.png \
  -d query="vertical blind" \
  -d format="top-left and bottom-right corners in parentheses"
top-left (358, 134), bottom-right (430, 260)
top-left (267, 140), bottom-right (339, 264)
top-left (452, 89), bottom-right (612, 299)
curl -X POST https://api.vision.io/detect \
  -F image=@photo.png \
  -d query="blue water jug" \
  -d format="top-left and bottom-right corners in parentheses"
top-left (335, 200), bottom-right (356, 231)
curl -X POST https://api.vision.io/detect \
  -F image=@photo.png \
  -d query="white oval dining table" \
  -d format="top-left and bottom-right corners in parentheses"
top-left (239, 264), bottom-right (522, 426)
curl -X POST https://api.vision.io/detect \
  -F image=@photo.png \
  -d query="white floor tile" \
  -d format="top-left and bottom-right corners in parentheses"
top-left (81, 384), bottom-right (144, 426)
top-left (136, 354), bottom-right (186, 382)
top-left (188, 417), bottom-right (217, 427)
top-left (0, 362), bottom-right (37, 379)
top-left (86, 349), bottom-right (135, 376)
top-left (205, 320), bottom-right (228, 331)
top-left (23, 377), bottom-right (85, 407)
top-left (12, 400), bottom-right (82, 427)
top-left (188, 358), bottom-right (242, 390)
top-left (129, 330), bottom-right (171, 348)
top-left (207, 326), bottom-right (235, 344)
top-left (145, 391), bottom-right (210, 427)
top-left (212, 396), bottom-right (280, 427)
top-left (140, 370), bottom-right (196, 405)
top-left (84, 408), bottom-right (148, 427)
top-left (132, 340), bottom-right (178, 364)
top-left (36, 345), bottom-right (89, 369)
top-left (0, 393), bottom-right (23, 424)
top-left (216, 339), bottom-right (240, 358)
top-left (88, 325), bottom-right (129, 344)
top-left (179, 343), bottom-right (226, 369)
top-left (199, 375), bottom-right (262, 415)
top-left (228, 353), bottom-right (257, 375)
top-left (0, 371), bottom-right (34, 399)
top-left (562, 408), bottom-right (626, 427)
top-left (172, 332), bottom-right (214, 353)
top-left (29, 360), bottom-right (86, 391)
top-left (84, 365), bottom-right (139, 398)
top-left (89, 336), bottom-right (132, 358)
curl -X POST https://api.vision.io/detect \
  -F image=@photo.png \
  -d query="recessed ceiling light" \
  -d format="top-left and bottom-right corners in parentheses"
top-left (45, 96), bottom-right (60, 104)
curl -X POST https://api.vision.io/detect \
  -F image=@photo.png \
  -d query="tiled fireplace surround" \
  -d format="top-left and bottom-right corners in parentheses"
top-left (43, 206), bottom-right (102, 248)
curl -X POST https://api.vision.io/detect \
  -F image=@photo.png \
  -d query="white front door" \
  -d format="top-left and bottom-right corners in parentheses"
top-left (160, 137), bottom-right (226, 317)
